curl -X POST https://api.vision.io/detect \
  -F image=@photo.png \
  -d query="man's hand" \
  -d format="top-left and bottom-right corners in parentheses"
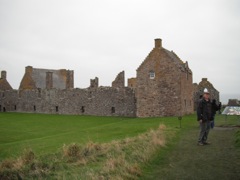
top-left (199, 120), bottom-right (203, 123)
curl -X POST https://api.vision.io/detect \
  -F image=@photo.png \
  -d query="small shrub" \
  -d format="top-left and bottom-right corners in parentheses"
top-left (21, 149), bottom-right (35, 165)
top-left (63, 143), bottom-right (81, 158)
top-left (82, 142), bottom-right (102, 157)
top-left (0, 159), bottom-right (15, 170)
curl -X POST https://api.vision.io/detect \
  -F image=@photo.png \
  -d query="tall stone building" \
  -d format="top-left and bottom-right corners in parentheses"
top-left (193, 78), bottom-right (220, 110)
top-left (130, 39), bottom-right (193, 117)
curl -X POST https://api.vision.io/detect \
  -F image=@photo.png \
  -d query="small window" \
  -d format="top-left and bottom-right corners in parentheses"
top-left (149, 71), bottom-right (155, 79)
top-left (14, 105), bottom-right (17, 110)
top-left (111, 107), bottom-right (115, 114)
top-left (81, 106), bottom-right (85, 113)
top-left (56, 106), bottom-right (59, 112)
top-left (34, 105), bottom-right (36, 111)
top-left (184, 99), bottom-right (187, 108)
top-left (2, 93), bottom-right (5, 97)
top-left (3, 107), bottom-right (6, 112)
top-left (0, 105), bottom-right (2, 112)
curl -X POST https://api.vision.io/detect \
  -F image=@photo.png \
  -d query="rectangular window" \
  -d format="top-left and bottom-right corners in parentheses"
top-left (149, 71), bottom-right (155, 79)
top-left (34, 105), bottom-right (36, 111)
top-left (111, 107), bottom-right (115, 114)
top-left (184, 99), bottom-right (187, 108)
top-left (0, 105), bottom-right (1, 112)
top-left (81, 106), bottom-right (85, 113)
top-left (56, 106), bottom-right (59, 112)
top-left (14, 105), bottom-right (17, 110)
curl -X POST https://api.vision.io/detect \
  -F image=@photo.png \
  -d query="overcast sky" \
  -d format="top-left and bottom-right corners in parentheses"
top-left (0, 0), bottom-right (239, 103)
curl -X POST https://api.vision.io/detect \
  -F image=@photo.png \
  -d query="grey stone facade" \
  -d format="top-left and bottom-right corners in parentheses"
top-left (0, 87), bottom-right (136, 117)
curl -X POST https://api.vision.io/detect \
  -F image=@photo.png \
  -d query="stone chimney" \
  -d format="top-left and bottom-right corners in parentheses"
top-left (202, 78), bottom-right (208, 81)
top-left (46, 72), bottom-right (53, 89)
top-left (1, 71), bottom-right (6, 79)
top-left (155, 38), bottom-right (162, 48)
top-left (66, 70), bottom-right (74, 89)
top-left (90, 77), bottom-right (99, 89)
top-left (25, 66), bottom-right (33, 74)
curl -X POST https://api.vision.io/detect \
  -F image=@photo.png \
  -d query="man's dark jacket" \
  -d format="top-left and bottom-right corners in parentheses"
top-left (197, 98), bottom-right (213, 122)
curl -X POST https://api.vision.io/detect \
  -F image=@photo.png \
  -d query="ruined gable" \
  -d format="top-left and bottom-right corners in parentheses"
top-left (19, 66), bottom-right (74, 90)
top-left (112, 71), bottom-right (125, 88)
top-left (0, 71), bottom-right (13, 91)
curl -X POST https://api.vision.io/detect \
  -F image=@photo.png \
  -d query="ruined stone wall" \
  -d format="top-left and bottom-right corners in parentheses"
top-left (0, 87), bottom-right (136, 117)
top-left (0, 71), bottom-right (13, 91)
top-left (112, 71), bottom-right (124, 88)
top-left (193, 78), bottom-right (220, 110)
top-left (127, 78), bottom-right (136, 89)
top-left (19, 66), bottom-right (74, 90)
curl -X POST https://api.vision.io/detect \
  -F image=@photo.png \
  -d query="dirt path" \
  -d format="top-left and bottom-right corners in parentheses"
top-left (142, 125), bottom-right (240, 180)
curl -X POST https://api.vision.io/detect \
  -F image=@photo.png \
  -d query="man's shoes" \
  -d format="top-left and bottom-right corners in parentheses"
top-left (203, 142), bottom-right (211, 145)
top-left (198, 142), bottom-right (204, 146)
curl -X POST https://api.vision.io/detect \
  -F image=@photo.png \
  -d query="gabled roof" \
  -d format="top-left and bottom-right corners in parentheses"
top-left (19, 66), bottom-right (73, 90)
top-left (137, 44), bottom-right (192, 74)
top-left (0, 78), bottom-right (12, 91)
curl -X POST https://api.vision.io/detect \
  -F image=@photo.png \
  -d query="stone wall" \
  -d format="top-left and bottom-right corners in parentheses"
top-left (127, 78), bottom-right (136, 89)
top-left (112, 71), bottom-right (125, 88)
top-left (0, 87), bottom-right (136, 117)
top-left (193, 78), bottom-right (219, 110)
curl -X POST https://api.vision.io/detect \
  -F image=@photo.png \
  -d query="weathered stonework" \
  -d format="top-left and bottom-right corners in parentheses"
top-left (0, 38), bottom-right (219, 117)
top-left (112, 71), bottom-right (124, 88)
top-left (0, 71), bottom-right (12, 91)
top-left (127, 78), bottom-right (136, 89)
top-left (90, 77), bottom-right (99, 89)
top-left (19, 66), bottom-right (74, 90)
top-left (0, 87), bottom-right (136, 116)
top-left (193, 78), bottom-right (219, 110)
top-left (133, 39), bottom-right (193, 117)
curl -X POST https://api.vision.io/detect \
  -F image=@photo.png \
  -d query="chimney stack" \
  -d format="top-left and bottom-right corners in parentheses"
top-left (155, 38), bottom-right (162, 48)
top-left (1, 71), bottom-right (6, 79)
top-left (46, 72), bottom-right (53, 89)
top-left (25, 66), bottom-right (33, 74)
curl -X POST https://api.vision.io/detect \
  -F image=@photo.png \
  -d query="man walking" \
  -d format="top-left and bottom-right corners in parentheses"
top-left (197, 88), bottom-right (212, 146)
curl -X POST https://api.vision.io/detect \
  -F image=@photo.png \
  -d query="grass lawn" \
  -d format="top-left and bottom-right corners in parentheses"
top-left (0, 112), bottom-right (239, 179)
top-left (0, 112), bottom-right (180, 161)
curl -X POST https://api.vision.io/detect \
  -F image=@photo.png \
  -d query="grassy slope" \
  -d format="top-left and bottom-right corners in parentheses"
top-left (142, 114), bottom-right (240, 180)
top-left (0, 112), bottom-right (179, 161)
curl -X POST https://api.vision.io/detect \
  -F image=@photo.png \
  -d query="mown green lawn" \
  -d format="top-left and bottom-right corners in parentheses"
top-left (0, 112), bottom-right (181, 161)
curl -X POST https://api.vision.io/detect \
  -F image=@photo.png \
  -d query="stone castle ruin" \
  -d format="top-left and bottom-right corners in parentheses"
top-left (0, 38), bottom-right (219, 117)
top-left (193, 78), bottom-right (220, 110)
